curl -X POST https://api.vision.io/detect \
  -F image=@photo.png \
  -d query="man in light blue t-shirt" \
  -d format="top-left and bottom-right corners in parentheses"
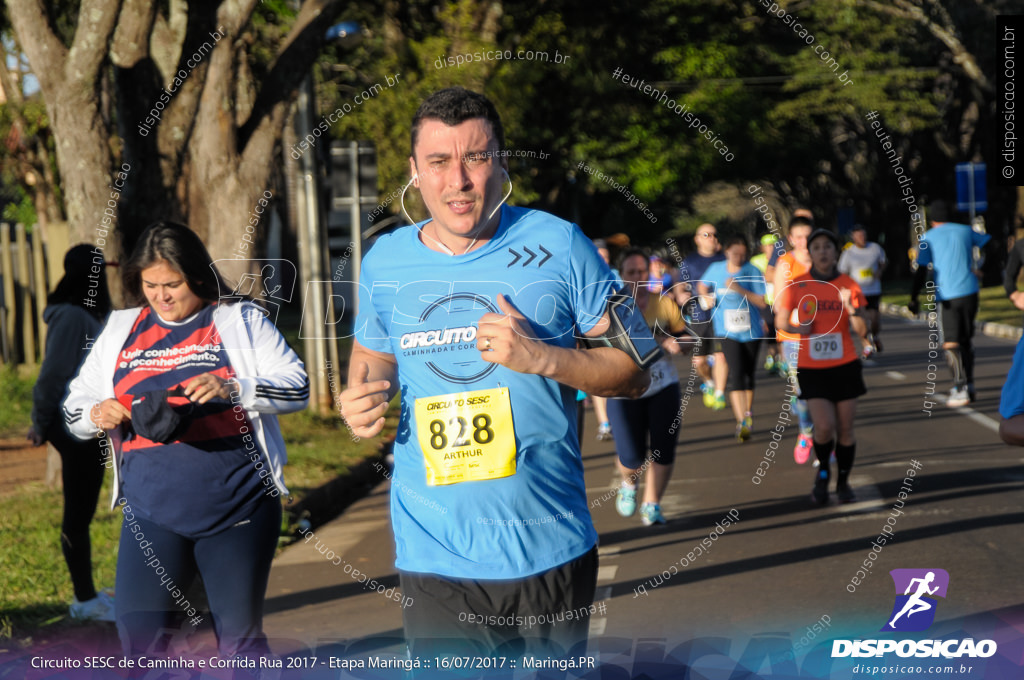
top-left (677, 225), bottom-right (727, 409)
top-left (999, 334), bottom-right (1024, 445)
top-left (910, 200), bottom-right (991, 407)
top-left (338, 88), bottom-right (650, 657)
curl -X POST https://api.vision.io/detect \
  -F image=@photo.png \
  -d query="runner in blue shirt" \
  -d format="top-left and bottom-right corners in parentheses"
top-left (699, 236), bottom-right (767, 441)
top-left (1000, 334), bottom-right (1024, 445)
top-left (677, 225), bottom-right (727, 409)
top-left (910, 200), bottom-right (991, 407)
top-left (339, 88), bottom-right (651, 658)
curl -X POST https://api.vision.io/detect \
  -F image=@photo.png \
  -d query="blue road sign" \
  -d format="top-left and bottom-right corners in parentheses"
top-left (956, 163), bottom-right (988, 213)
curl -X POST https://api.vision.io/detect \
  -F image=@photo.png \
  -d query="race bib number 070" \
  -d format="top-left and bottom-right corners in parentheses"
top-left (809, 333), bottom-right (844, 361)
top-left (415, 387), bottom-right (516, 486)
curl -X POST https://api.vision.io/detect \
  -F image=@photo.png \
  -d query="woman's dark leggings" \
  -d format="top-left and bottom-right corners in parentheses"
top-left (116, 495), bottom-right (281, 657)
top-left (48, 424), bottom-right (108, 603)
top-left (606, 383), bottom-right (681, 469)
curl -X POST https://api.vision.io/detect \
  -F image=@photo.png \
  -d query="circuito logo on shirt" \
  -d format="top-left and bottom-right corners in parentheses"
top-left (832, 568), bottom-right (997, 660)
top-left (401, 293), bottom-right (498, 384)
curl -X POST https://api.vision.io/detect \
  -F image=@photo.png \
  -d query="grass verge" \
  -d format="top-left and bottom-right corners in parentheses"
top-left (882, 281), bottom-right (1022, 328)
top-left (0, 365), bottom-right (38, 435)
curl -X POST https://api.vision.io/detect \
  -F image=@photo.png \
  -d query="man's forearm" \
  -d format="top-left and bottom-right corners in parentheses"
top-left (347, 344), bottom-right (400, 401)
top-left (1000, 415), bottom-right (1024, 446)
top-left (538, 345), bottom-right (649, 398)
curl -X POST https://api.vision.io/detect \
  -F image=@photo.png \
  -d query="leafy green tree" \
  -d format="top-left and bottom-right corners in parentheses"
top-left (3, 0), bottom-right (349, 269)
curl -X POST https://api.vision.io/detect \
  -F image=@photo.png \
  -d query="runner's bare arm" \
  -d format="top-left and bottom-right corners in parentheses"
top-left (339, 342), bottom-right (399, 438)
top-left (1000, 415), bottom-right (1024, 446)
top-left (728, 278), bottom-right (769, 309)
top-left (841, 290), bottom-right (869, 341)
top-left (849, 313), bottom-right (868, 341)
top-left (774, 302), bottom-right (809, 336)
top-left (477, 295), bottom-right (649, 398)
top-left (773, 258), bottom-right (790, 299)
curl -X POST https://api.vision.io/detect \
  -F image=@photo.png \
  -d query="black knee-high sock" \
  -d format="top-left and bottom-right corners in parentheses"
top-left (962, 342), bottom-right (975, 386)
top-left (836, 442), bottom-right (856, 486)
top-left (813, 439), bottom-right (834, 476)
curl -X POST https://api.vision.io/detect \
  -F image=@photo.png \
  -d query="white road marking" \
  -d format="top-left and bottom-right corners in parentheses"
top-left (598, 545), bottom-right (621, 557)
top-left (952, 405), bottom-right (1001, 433)
top-left (659, 493), bottom-right (697, 519)
top-left (882, 362), bottom-right (1001, 433)
top-left (875, 459), bottom-right (1024, 466)
top-left (833, 475), bottom-right (886, 513)
top-left (597, 565), bottom-right (618, 582)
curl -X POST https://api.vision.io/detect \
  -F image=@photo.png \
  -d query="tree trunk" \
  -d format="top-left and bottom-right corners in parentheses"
top-left (9, 0), bottom-right (346, 274)
top-left (51, 95), bottom-right (117, 247)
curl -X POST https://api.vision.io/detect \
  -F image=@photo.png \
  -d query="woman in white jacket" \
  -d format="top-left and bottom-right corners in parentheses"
top-left (64, 221), bottom-right (308, 658)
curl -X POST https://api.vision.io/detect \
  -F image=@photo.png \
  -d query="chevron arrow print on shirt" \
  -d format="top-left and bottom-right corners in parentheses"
top-left (507, 245), bottom-right (552, 268)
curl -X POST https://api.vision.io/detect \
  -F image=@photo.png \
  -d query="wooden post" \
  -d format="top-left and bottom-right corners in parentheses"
top-left (295, 77), bottom-right (328, 414)
top-left (16, 223), bottom-right (36, 366)
top-left (323, 148), bottom-right (343, 405)
top-left (32, 227), bottom-right (48, 360)
top-left (1, 224), bottom-right (17, 364)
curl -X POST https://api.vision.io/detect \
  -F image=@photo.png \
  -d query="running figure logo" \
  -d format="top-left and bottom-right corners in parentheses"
top-left (881, 569), bottom-right (950, 632)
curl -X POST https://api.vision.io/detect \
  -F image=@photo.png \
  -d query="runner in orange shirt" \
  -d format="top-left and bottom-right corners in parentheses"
top-left (773, 216), bottom-right (815, 464)
top-left (775, 229), bottom-right (870, 506)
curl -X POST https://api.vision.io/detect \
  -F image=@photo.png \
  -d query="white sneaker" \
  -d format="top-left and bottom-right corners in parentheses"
top-left (946, 387), bottom-right (970, 408)
top-left (69, 589), bottom-right (116, 622)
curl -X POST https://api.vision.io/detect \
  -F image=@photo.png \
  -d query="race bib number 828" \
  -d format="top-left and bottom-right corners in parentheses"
top-left (415, 387), bottom-right (517, 486)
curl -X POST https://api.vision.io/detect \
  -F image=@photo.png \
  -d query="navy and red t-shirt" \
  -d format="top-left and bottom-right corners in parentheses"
top-left (114, 304), bottom-right (265, 537)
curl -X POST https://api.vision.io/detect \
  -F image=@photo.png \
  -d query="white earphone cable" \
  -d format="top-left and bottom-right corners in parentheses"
top-left (399, 167), bottom-right (513, 257)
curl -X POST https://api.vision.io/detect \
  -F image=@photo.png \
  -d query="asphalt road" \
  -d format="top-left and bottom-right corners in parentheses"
top-left (261, 312), bottom-right (1024, 678)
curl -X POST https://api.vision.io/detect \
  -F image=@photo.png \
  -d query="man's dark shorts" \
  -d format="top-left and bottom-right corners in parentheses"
top-left (864, 294), bottom-right (881, 311)
top-left (939, 293), bottom-right (979, 345)
top-left (400, 544), bottom-right (598, 658)
top-left (689, 320), bottom-right (721, 356)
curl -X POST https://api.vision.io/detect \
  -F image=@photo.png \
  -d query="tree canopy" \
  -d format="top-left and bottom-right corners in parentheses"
top-left (0, 0), bottom-right (1015, 275)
